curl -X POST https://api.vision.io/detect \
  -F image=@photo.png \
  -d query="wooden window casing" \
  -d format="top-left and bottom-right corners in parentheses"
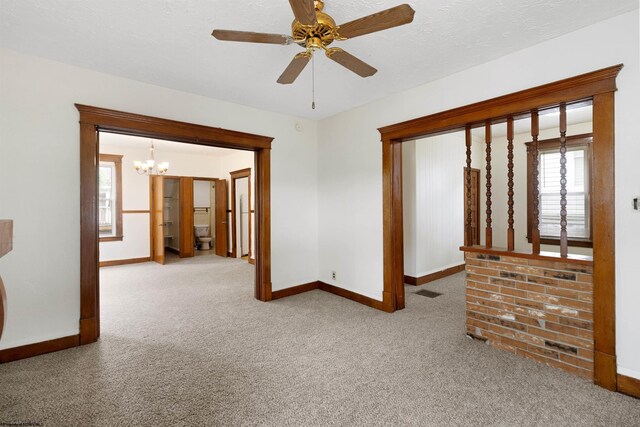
top-left (526, 133), bottom-right (593, 248)
top-left (98, 154), bottom-right (123, 242)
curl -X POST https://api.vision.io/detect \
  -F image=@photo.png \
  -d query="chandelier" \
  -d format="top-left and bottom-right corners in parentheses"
top-left (133, 141), bottom-right (169, 175)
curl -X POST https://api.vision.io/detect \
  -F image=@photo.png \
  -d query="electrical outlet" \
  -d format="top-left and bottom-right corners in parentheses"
top-left (331, 271), bottom-right (336, 280)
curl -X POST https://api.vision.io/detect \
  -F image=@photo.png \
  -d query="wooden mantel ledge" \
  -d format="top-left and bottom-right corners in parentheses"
top-left (460, 245), bottom-right (593, 266)
top-left (0, 220), bottom-right (13, 259)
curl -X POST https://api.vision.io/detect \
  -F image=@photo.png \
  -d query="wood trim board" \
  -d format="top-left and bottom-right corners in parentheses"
top-left (404, 264), bottom-right (465, 286)
top-left (99, 257), bottom-right (151, 268)
top-left (0, 335), bottom-right (80, 364)
top-left (378, 64), bottom-right (622, 391)
top-left (271, 281), bottom-right (319, 300)
top-left (617, 374), bottom-right (640, 399)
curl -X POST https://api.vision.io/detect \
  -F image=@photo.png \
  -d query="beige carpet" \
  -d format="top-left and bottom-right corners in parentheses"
top-left (1, 255), bottom-right (638, 426)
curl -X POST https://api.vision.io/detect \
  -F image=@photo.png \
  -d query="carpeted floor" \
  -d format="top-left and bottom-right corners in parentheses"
top-left (1, 255), bottom-right (638, 426)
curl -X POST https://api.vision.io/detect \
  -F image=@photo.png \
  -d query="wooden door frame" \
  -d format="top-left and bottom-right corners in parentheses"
top-left (229, 168), bottom-right (252, 260)
top-left (378, 65), bottom-right (622, 390)
top-left (77, 104), bottom-right (273, 346)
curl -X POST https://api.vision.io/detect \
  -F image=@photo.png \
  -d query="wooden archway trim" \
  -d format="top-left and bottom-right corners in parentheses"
top-left (378, 64), bottom-right (623, 391)
top-left (77, 104), bottom-right (273, 345)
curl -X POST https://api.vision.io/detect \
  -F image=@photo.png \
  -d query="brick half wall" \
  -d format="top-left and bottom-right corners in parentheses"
top-left (464, 252), bottom-right (594, 380)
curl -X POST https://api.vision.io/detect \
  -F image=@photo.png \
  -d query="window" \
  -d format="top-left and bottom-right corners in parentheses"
top-left (527, 134), bottom-right (592, 247)
top-left (99, 154), bottom-right (123, 241)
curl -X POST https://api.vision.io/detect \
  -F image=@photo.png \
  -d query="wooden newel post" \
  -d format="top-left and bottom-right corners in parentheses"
top-left (559, 104), bottom-right (569, 258)
top-left (465, 125), bottom-right (473, 246)
top-left (531, 110), bottom-right (541, 254)
top-left (485, 121), bottom-right (493, 249)
top-left (507, 117), bottom-right (515, 251)
top-left (0, 219), bottom-right (13, 341)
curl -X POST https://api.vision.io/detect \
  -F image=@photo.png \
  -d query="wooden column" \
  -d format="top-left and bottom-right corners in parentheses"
top-left (465, 125), bottom-right (473, 246)
top-left (507, 117), bottom-right (515, 251)
top-left (530, 110), bottom-right (541, 254)
top-left (559, 104), bottom-right (569, 257)
top-left (592, 92), bottom-right (617, 391)
top-left (485, 121), bottom-right (492, 249)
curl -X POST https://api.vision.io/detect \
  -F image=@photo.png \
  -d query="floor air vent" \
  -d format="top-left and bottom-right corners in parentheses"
top-left (416, 289), bottom-right (442, 298)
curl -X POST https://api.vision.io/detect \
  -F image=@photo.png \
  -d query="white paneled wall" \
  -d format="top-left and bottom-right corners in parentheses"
top-left (403, 133), bottom-right (466, 278)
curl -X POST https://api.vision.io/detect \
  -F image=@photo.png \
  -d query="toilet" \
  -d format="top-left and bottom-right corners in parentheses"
top-left (194, 224), bottom-right (213, 250)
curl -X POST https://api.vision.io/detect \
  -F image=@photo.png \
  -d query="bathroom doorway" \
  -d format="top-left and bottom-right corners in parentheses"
top-left (230, 168), bottom-right (252, 262)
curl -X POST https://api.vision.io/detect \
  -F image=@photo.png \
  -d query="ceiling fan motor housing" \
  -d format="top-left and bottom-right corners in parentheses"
top-left (292, 8), bottom-right (339, 49)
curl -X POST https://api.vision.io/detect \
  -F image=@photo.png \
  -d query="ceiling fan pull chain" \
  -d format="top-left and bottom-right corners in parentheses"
top-left (311, 53), bottom-right (316, 109)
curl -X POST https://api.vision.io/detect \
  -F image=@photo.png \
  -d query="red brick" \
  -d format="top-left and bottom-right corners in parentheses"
top-left (545, 286), bottom-right (592, 302)
top-left (558, 316), bottom-right (593, 331)
top-left (558, 298), bottom-right (592, 312)
top-left (516, 282), bottom-right (546, 294)
top-left (559, 353), bottom-right (594, 371)
top-left (467, 281), bottom-right (500, 293)
top-left (527, 275), bottom-right (559, 286)
top-left (515, 298), bottom-right (545, 310)
top-left (490, 277), bottom-right (517, 287)
top-left (466, 265), bottom-right (500, 277)
top-left (501, 287), bottom-right (528, 298)
top-left (466, 273), bottom-right (489, 283)
top-left (555, 279), bottom-right (592, 292)
top-left (527, 343), bottom-right (560, 359)
top-left (528, 293), bottom-right (560, 304)
top-left (466, 258), bottom-right (488, 267)
top-left (577, 274), bottom-right (593, 284)
top-left (466, 288), bottom-right (494, 300)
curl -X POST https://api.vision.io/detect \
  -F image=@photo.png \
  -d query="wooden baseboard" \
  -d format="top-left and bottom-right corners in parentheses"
top-left (272, 281), bottom-right (319, 300)
top-left (0, 335), bottom-right (80, 364)
top-left (99, 257), bottom-right (151, 268)
top-left (404, 263), bottom-right (466, 286)
top-left (318, 281), bottom-right (388, 312)
top-left (618, 374), bottom-right (640, 399)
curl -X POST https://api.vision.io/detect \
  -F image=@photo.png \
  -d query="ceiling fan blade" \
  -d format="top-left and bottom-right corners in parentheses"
top-left (211, 29), bottom-right (292, 45)
top-left (277, 52), bottom-right (312, 84)
top-left (288, 0), bottom-right (317, 26)
top-left (325, 48), bottom-right (377, 78)
top-left (337, 4), bottom-right (415, 39)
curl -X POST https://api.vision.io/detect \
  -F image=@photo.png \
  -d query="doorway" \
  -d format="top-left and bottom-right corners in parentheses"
top-left (230, 168), bottom-right (252, 261)
top-left (77, 104), bottom-right (273, 345)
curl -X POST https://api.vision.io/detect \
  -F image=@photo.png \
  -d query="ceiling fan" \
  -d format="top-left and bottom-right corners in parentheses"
top-left (211, 0), bottom-right (415, 85)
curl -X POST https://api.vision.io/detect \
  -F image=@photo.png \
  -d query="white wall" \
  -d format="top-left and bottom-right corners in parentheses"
top-left (317, 11), bottom-right (640, 377)
top-left (0, 47), bottom-right (318, 350)
top-left (402, 133), bottom-right (467, 278)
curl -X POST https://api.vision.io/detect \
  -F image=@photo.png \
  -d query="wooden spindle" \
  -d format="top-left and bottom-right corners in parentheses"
top-left (507, 117), bottom-right (515, 251)
top-left (465, 125), bottom-right (473, 246)
top-left (485, 121), bottom-right (492, 249)
top-left (559, 104), bottom-right (568, 257)
top-left (531, 110), bottom-right (541, 254)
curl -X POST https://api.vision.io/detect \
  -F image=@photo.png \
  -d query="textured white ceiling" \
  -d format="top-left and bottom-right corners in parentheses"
top-left (0, 0), bottom-right (637, 120)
